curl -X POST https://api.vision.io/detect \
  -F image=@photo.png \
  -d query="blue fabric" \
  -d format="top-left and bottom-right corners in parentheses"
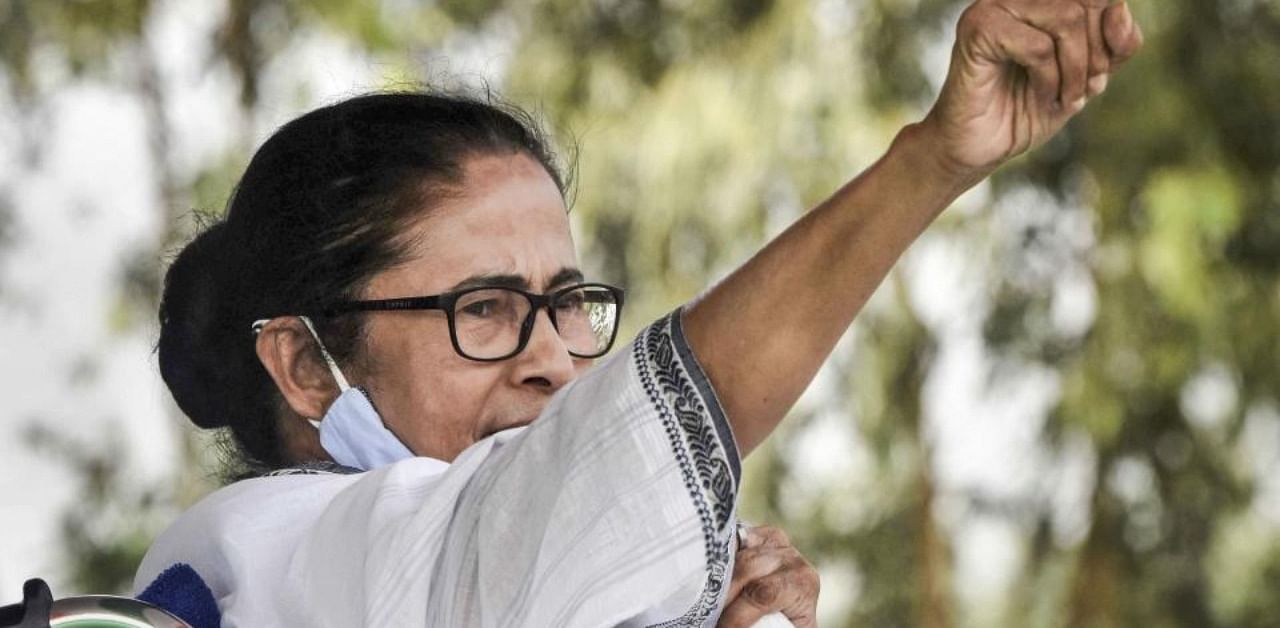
top-left (318, 386), bottom-right (414, 471)
top-left (137, 563), bottom-right (221, 628)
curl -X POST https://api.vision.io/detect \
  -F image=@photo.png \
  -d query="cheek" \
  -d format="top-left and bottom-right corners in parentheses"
top-left (364, 318), bottom-right (505, 455)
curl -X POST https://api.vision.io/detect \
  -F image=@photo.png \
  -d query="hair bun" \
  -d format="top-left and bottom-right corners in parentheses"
top-left (157, 222), bottom-right (240, 429)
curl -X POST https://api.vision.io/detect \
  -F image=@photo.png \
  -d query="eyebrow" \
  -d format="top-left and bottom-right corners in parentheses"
top-left (449, 267), bottom-right (585, 292)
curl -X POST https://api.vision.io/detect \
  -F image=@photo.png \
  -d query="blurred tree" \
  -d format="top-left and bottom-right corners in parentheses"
top-left (971, 1), bottom-right (1280, 626)
top-left (21, 423), bottom-right (179, 594)
top-left (3, 0), bottom-right (1278, 625)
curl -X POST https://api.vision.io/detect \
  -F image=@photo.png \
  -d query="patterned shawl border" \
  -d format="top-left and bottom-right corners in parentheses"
top-left (261, 461), bottom-right (362, 477)
top-left (636, 311), bottom-right (741, 627)
top-left (668, 307), bottom-right (742, 486)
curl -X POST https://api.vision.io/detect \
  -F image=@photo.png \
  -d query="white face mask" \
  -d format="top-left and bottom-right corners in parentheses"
top-left (293, 316), bottom-right (415, 471)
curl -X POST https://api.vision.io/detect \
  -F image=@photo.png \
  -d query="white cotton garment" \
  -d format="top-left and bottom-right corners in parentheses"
top-left (135, 312), bottom-right (779, 627)
top-left (754, 613), bottom-right (795, 627)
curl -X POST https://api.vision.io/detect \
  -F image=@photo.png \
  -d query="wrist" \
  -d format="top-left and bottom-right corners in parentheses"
top-left (893, 118), bottom-right (990, 201)
top-left (872, 122), bottom-right (984, 219)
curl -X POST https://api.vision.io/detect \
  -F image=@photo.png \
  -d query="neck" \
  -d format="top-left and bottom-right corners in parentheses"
top-left (277, 412), bottom-right (333, 464)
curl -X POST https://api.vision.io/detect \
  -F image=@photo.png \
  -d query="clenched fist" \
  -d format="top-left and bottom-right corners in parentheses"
top-left (921, 0), bottom-right (1144, 182)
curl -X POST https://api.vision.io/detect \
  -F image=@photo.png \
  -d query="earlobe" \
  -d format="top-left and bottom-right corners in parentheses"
top-left (254, 318), bottom-right (340, 421)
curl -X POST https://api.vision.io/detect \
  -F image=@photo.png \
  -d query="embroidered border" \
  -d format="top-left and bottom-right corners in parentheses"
top-left (635, 311), bottom-right (741, 627)
top-left (261, 461), bottom-right (361, 477)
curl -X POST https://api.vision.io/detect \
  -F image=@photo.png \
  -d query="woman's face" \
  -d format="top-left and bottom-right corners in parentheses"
top-left (356, 152), bottom-right (591, 462)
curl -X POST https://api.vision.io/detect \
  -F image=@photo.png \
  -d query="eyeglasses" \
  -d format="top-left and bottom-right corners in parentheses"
top-left (320, 282), bottom-right (625, 362)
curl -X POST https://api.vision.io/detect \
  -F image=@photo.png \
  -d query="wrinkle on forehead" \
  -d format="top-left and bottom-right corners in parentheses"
top-left (366, 153), bottom-right (576, 298)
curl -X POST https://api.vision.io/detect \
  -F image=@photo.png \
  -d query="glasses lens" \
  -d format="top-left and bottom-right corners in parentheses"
top-left (452, 288), bottom-right (530, 359)
top-left (554, 286), bottom-right (620, 358)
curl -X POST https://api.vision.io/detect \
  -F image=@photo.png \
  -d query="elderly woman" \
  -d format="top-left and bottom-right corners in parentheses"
top-left (134, 1), bottom-right (1142, 626)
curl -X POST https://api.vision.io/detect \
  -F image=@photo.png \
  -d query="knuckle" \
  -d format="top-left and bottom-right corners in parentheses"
top-left (1062, 2), bottom-right (1087, 23)
top-left (958, 3), bottom-right (991, 33)
top-left (1029, 37), bottom-right (1056, 62)
top-left (959, 2), bottom-right (984, 21)
top-left (793, 550), bottom-right (816, 570)
top-left (746, 580), bottom-right (780, 607)
top-left (762, 525), bottom-right (791, 545)
top-left (735, 547), bottom-right (766, 566)
top-left (803, 563), bottom-right (821, 592)
top-left (785, 561), bottom-right (818, 588)
top-left (734, 546), bottom-right (785, 578)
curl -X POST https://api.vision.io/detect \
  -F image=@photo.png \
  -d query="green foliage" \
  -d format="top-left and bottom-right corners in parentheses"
top-left (0, 0), bottom-right (151, 94)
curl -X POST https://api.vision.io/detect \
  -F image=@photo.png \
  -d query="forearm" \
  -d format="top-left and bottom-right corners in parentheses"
top-left (682, 122), bottom-right (975, 456)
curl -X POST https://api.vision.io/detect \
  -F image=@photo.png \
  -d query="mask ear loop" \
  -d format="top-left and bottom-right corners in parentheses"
top-left (299, 317), bottom-right (414, 463)
top-left (298, 315), bottom-right (352, 394)
top-left (253, 316), bottom-right (352, 430)
top-left (298, 315), bottom-right (355, 431)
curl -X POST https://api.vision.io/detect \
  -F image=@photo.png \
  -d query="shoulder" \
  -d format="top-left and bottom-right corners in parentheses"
top-left (133, 472), bottom-right (358, 596)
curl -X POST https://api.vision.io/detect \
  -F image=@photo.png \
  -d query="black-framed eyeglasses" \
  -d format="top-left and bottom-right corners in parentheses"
top-left (321, 282), bottom-right (625, 362)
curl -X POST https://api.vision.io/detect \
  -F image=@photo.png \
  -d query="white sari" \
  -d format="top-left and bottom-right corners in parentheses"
top-left (135, 311), bottom-right (751, 627)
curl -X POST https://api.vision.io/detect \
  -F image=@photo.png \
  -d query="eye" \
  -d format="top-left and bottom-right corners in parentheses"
top-left (460, 299), bottom-right (498, 317)
top-left (555, 289), bottom-right (586, 311)
top-left (456, 289), bottom-right (521, 321)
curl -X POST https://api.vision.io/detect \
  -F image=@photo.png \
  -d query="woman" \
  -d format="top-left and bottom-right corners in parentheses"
top-left (135, 1), bottom-right (1142, 626)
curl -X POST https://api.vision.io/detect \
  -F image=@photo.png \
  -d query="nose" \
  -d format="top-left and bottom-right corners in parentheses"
top-left (512, 309), bottom-right (577, 391)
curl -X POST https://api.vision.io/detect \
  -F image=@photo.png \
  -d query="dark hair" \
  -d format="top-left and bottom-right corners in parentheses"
top-left (157, 91), bottom-right (566, 471)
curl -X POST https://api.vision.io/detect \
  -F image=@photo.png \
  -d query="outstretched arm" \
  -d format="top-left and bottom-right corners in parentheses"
top-left (684, 0), bottom-right (1144, 456)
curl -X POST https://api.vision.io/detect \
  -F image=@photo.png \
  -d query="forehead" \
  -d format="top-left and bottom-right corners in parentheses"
top-left (371, 153), bottom-right (577, 296)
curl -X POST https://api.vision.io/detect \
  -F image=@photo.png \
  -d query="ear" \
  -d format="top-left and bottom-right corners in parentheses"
top-left (254, 317), bottom-right (342, 421)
